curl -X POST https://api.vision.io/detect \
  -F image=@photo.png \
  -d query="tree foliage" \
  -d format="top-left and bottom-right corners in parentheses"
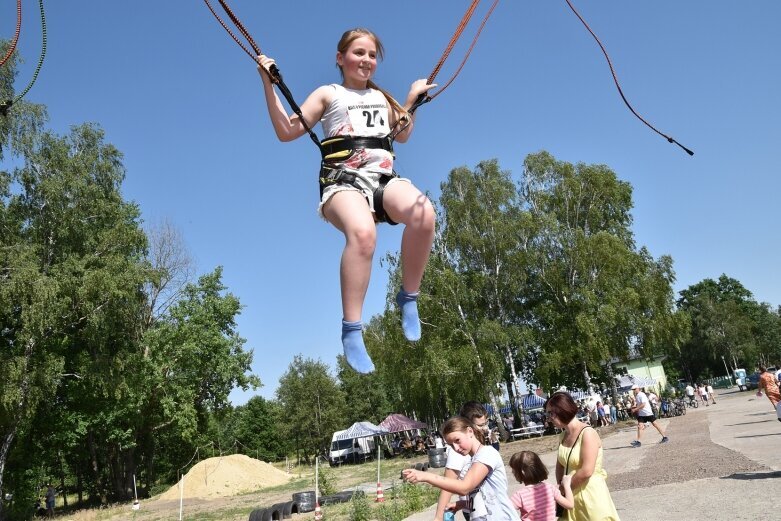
top-left (368, 152), bottom-right (685, 416)
top-left (675, 274), bottom-right (781, 380)
top-left (275, 356), bottom-right (346, 461)
top-left (1, 47), bottom-right (259, 518)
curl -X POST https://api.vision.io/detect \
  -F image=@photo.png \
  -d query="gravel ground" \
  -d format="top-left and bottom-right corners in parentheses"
top-left (608, 408), bottom-right (768, 491)
top-left (406, 390), bottom-right (781, 521)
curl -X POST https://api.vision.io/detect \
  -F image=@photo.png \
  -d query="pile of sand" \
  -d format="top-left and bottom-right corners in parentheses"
top-left (158, 454), bottom-right (292, 500)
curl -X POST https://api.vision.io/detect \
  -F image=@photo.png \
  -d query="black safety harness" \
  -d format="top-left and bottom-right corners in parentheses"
top-left (318, 135), bottom-right (399, 224)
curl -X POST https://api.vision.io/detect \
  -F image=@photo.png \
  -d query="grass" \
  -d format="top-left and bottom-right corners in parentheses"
top-left (58, 453), bottom-right (432, 521)
top-left (54, 427), bottom-right (633, 520)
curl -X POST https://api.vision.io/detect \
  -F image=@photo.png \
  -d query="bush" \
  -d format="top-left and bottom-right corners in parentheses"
top-left (377, 482), bottom-right (439, 521)
top-left (316, 464), bottom-right (338, 496)
top-left (348, 491), bottom-right (372, 521)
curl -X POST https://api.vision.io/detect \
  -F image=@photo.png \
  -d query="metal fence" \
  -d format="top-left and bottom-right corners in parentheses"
top-left (705, 375), bottom-right (733, 389)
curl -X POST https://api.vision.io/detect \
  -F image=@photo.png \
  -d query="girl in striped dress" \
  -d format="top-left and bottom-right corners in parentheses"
top-left (509, 451), bottom-right (573, 521)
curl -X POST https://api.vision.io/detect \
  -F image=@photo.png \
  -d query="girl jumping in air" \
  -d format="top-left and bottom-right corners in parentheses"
top-left (258, 29), bottom-right (436, 373)
top-left (509, 451), bottom-right (574, 521)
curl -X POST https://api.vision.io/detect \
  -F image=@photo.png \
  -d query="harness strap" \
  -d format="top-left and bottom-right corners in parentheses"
top-left (320, 136), bottom-right (394, 161)
top-left (372, 175), bottom-right (397, 225)
top-left (319, 165), bottom-right (398, 226)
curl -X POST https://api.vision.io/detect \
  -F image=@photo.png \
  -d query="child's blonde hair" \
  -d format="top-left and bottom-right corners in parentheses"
top-left (441, 416), bottom-right (485, 445)
top-left (509, 451), bottom-right (548, 485)
top-left (336, 28), bottom-right (408, 121)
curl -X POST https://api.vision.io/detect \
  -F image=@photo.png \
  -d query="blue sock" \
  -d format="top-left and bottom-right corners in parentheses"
top-left (341, 320), bottom-right (375, 374)
top-left (396, 289), bottom-right (421, 341)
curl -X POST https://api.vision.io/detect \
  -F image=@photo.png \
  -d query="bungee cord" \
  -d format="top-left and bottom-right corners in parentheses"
top-left (204, 0), bottom-right (499, 145)
top-left (0, 0), bottom-right (46, 117)
top-left (386, 0), bottom-right (500, 141)
top-left (0, 0), bottom-right (22, 68)
top-left (203, 0), bottom-right (322, 150)
top-left (563, 0), bottom-right (694, 156)
top-left (409, 0), bottom-right (500, 114)
top-left (203, 1), bottom-right (691, 155)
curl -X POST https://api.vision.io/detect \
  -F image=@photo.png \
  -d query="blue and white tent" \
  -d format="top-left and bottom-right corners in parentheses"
top-left (484, 404), bottom-right (513, 415)
top-left (334, 421), bottom-right (389, 441)
top-left (616, 374), bottom-right (657, 391)
top-left (568, 390), bottom-right (590, 401)
top-left (521, 394), bottom-right (547, 410)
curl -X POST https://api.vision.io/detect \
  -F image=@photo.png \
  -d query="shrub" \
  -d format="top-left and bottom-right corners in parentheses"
top-left (316, 464), bottom-right (338, 496)
top-left (348, 491), bottom-right (372, 521)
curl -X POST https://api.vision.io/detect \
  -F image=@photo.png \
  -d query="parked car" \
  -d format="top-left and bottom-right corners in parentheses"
top-left (745, 372), bottom-right (760, 391)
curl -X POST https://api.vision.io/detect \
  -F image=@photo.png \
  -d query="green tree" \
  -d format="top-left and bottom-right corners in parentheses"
top-left (676, 274), bottom-right (781, 379)
top-left (232, 397), bottom-right (291, 461)
top-left (335, 355), bottom-right (392, 425)
top-left (1, 118), bottom-right (149, 511)
top-left (367, 161), bottom-right (527, 424)
top-left (138, 268), bottom-right (260, 487)
top-left (521, 152), bottom-right (683, 395)
top-left (2, 45), bottom-right (260, 510)
top-left (276, 356), bottom-right (346, 462)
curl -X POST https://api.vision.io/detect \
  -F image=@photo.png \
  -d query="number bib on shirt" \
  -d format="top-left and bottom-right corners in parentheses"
top-left (320, 84), bottom-right (393, 175)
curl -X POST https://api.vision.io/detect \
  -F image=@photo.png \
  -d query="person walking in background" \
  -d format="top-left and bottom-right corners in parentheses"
top-left (545, 392), bottom-right (620, 520)
top-left (757, 366), bottom-right (781, 421)
top-left (706, 384), bottom-right (717, 404)
top-left (647, 389), bottom-right (660, 416)
top-left (434, 402), bottom-right (492, 521)
top-left (685, 383), bottom-right (696, 406)
top-left (45, 484), bottom-right (56, 518)
top-left (403, 416), bottom-right (519, 521)
top-left (629, 385), bottom-right (668, 447)
top-left (596, 402), bottom-right (607, 427)
top-left (509, 451), bottom-right (574, 521)
top-left (697, 384), bottom-right (709, 406)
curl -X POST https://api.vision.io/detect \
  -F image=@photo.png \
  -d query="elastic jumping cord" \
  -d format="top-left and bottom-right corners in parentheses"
top-left (563, 0), bottom-right (693, 155)
top-left (0, 0), bottom-right (22, 68)
top-left (388, 0), bottom-right (500, 140)
top-left (203, 0), bottom-right (322, 150)
top-left (0, 0), bottom-right (46, 117)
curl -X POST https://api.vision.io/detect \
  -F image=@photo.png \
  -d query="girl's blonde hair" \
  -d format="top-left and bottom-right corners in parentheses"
top-left (442, 416), bottom-right (485, 445)
top-left (336, 28), bottom-right (408, 122)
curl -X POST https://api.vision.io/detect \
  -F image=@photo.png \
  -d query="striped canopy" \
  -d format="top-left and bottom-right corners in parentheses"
top-left (334, 421), bottom-right (389, 441)
top-left (521, 394), bottom-right (547, 410)
top-left (616, 375), bottom-right (657, 390)
top-left (379, 414), bottom-right (427, 433)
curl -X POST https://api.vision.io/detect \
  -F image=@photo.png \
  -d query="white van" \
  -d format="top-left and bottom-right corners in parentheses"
top-left (328, 431), bottom-right (375, 466)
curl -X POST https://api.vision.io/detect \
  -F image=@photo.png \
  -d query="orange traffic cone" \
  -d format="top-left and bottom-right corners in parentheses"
top-left (375, 482), bottom-right (385, 503)
top-left (314, 501), bottom-right (323, 521)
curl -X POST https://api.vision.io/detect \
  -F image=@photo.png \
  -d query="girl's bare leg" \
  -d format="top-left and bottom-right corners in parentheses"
top-left (323, 190), bottom-right (377, 372)
top-left (384, 182), bottom-right (436, 341)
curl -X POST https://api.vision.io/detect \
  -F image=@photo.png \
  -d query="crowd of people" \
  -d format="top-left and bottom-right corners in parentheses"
top-left (403, 397), bottom-right (621, 521)
top-left (683, 382), bottom-right (718, 406)
top-left (385, 432), bottom-right (446, 458)
top-left (399, 371), bottom-right (781, 520)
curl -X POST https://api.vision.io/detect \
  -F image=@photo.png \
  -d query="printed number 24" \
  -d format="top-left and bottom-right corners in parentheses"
top-left (363, 110), bottom-right (384, 128)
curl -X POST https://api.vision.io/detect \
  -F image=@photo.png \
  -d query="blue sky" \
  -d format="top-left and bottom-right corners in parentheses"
top-left (4, 1), bottom-right (780, 404)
